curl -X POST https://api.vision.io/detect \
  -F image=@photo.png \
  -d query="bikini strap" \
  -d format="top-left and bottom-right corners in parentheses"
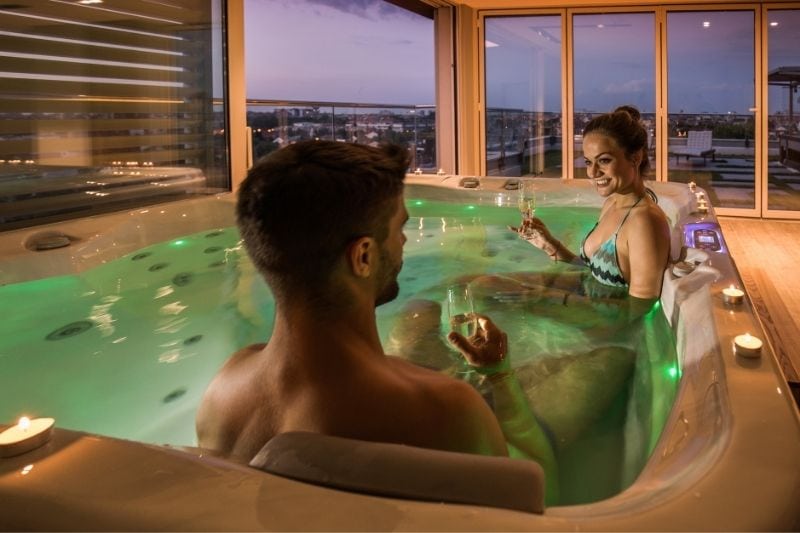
top-left (614, 196), bottom-right (643, 234)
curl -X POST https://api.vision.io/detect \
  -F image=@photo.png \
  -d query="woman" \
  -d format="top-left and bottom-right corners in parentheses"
top-left (514, 105), bottom-right (671, 303)
top-left (447, 107), bottom-right (674, 462)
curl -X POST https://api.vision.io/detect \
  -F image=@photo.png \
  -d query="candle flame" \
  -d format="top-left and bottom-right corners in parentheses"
top-left (18, 416), bottom-right (31, 431)
top-left (729, 284), bottom-right (735, 291)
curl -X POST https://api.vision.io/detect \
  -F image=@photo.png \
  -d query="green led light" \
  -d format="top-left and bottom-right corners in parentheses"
top-left (667, 365), bottom-right (679, 379)
top-left (466, 205), bottom-right (476, 210)
top-left (172, 239), bottom-right (186, 246)
top-left (414, 200), bottom-right (424, 206)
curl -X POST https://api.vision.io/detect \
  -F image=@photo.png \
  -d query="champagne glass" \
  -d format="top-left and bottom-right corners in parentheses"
top-left (446, 283), bottom-right (477, 338)
top-left (445, 283), bottom-right (478, 380)
top-left (517, 179), bottom-right (536, 222)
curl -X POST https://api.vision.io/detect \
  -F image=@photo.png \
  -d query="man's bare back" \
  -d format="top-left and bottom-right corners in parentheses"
top-left (196, 341), bottom-right (508, 462)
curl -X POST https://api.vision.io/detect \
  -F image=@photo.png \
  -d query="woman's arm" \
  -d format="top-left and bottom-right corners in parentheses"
top-left (623, 205), bottom-right (671, 300)
top-left (509, 216), bottom-right (584, 266)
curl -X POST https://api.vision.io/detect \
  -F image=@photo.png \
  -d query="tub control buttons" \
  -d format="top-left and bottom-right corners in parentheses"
top-left (683, 222), bottom-right (727, 254)
top-left (693, 229), bottom-right (721, 251)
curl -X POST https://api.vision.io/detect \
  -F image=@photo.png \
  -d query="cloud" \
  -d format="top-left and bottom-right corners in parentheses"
top-left (305, 0), bottom-right (409, 20)
top-left (603, 78), bottom-right (651, 94)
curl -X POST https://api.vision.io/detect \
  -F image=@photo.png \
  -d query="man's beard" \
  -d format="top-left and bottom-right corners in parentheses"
top-left (375, 248), bottom-right (402, 307)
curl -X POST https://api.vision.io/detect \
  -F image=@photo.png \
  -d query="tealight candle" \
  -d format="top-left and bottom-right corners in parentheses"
top-left (722, 285), bottom-right (744, 305)
top-left (0, 417), bottom-right (55, 457)
top-left (733, 333), bottom-right (763, 358)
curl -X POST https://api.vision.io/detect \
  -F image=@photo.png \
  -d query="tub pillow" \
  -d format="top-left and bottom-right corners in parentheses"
top-left (250, 431), bottom-right (545, 514)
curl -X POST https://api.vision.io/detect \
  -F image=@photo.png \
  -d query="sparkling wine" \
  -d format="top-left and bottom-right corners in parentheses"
top-left (449, 312), bottom-right (477, 337)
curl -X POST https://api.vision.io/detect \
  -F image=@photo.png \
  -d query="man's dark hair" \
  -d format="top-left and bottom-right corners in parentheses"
top-left (236, 140), bottom-right (408, 300)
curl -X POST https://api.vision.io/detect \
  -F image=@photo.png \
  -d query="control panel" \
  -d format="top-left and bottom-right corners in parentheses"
top-left (683, 222), bottom-right (727, 254)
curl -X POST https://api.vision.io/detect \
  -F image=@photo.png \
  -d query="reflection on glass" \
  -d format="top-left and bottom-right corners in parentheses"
top-left (0, 1), bottom-right (229, 231)
top-left (572, 12), bottom-right (655, 180)
top-left (484, 15), bottom-right (563, 178)
top-left (667, 10), bottom-right (755, 209)
top-left (767, 9), bottom-right (800, 213)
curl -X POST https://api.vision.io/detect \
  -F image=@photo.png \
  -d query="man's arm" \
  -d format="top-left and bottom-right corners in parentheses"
top-left (448, 315), bottom-right (559, 504)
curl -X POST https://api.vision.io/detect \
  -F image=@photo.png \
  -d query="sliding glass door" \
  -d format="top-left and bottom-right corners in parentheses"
top-left (572, 11), bottom-right (655, 181)
top-left (483, 14), bottom-right (563, 178)
top-left (666, 9), bottom-right (757, 212)
top-left (765, 7), bottom-right (800, 216)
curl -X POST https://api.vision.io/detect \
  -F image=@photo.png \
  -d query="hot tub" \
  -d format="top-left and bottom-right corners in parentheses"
top-left (0, 176), bottom-right (798, 531)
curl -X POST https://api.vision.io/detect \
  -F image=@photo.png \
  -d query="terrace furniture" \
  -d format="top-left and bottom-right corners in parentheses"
top-left (671, 130), bottom-right (716, 165)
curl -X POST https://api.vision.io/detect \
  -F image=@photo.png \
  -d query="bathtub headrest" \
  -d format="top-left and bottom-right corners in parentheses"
top-left (250, 431), bottom-right (545, 514)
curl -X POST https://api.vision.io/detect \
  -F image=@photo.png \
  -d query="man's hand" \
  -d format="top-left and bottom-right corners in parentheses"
top-left (447, 314), bottom-right (510, 376)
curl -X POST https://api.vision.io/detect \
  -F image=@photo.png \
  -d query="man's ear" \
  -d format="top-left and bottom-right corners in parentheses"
top-left (346, 236), bottom-right (377, 278)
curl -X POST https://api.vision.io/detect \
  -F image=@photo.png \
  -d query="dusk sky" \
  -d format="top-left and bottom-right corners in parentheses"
top-left (245, 0), bottom-right (435, 105)
top-left (245, 0), bottom-right (798, 115)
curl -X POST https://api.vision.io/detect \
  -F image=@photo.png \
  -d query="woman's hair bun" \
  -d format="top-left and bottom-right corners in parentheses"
top-left (614, 105), bottom-right (641, 122)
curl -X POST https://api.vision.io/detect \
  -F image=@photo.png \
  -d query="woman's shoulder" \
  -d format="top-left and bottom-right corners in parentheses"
top-left (628, 200), bottom-right (670, 241)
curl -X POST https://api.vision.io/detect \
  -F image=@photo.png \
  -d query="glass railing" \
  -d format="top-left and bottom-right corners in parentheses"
top-left (246, 99), bottom-right (436, 170)
top-left (485, 108), bottom-right (563, 178)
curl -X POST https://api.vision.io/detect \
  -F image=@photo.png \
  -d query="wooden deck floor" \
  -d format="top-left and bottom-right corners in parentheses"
top-left (718, 216), bottom-right (800, 383)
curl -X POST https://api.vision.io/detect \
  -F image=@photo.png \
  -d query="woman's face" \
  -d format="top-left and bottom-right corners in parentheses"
top-left (582, 132), bottom-right (640, 197)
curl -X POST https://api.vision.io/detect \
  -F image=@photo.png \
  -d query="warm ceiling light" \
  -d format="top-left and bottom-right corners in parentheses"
top-left (485, 40), bottom-right (499, 48)
top-left (770, 21), bottom-right (779, 27)
top-left (702, 21), bottom-right (711, 28)
top-left (77, 0), bottom-right (103, 4)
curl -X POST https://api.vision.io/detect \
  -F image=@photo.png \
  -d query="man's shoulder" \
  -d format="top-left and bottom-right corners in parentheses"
top-left (385, 358), bottom-right (488, 413)
top-left (208, 343), bottom-right (267, 381)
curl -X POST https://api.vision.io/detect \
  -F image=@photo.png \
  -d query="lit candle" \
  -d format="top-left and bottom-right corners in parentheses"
top-left (688, 181), bottom-right (696, 191)
top-left (0, 417), bottom-right (55, 458)
top-left (733, 333), bottom-right (763, 358)
top-left (722, 285), bottom-right (745, 305)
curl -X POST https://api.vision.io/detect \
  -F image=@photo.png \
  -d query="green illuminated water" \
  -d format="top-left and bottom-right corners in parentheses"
top-left (0, 191), bottom-right (679, 505)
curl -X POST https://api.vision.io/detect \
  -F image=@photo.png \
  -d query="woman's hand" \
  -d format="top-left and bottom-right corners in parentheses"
top-left (508, 216), bottom-right (559, 258)
top-left (447, 313), bottom-right (510, 376)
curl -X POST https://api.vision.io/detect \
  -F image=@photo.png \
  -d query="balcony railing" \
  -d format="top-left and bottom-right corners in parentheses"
top-left (245, 99), bottom-right (437, 170)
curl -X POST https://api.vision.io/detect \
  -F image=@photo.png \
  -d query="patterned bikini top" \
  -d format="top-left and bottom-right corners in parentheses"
top-left (579, 197), bottom-right (643, 287)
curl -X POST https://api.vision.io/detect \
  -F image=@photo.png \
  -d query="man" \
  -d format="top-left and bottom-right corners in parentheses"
top-left (195, 140), bottom-right (556, 499)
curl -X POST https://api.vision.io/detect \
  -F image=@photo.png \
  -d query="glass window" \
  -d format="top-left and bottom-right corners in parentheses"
top-left (0, 0), bottom-right (228, 231)
top-left (484, 15), bottom-right (562, 178)
top-left (766, 9), bottom-right (800, 213)
top-left (572, 12), bottom-right (655, 180)
top-left (666, 10), bottom-right (756, 210)
top-left (244, 0), bottom-right (436, 169)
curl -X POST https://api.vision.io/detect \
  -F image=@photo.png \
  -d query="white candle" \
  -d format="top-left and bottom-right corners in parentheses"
top-left (733, 333), bottom-right (763, 358)
top-left (0, 417), bottom-right (55, 457)
top-left (722, 285), bottom-right (745, 305)
top-left (688, 181), bottom-right (697, 191)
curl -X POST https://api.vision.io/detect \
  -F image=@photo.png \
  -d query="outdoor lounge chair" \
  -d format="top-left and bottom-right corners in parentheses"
top-left (672, 130), bottom-right (715, 165)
